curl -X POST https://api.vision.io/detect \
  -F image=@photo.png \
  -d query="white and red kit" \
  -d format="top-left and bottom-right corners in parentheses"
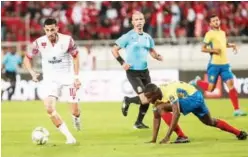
top-left (26, 33), bottom-right (80, 102)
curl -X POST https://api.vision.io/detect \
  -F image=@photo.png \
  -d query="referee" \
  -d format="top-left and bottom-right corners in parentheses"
top-left (1, 47), bottom-right (22, 100)
top-left (112, 11), bottom-right (163, 129)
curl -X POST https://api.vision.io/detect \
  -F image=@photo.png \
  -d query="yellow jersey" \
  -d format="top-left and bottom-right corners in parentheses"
top-left (203, 29), bottom-right (228, 64)
top-left (157, 81), bottom-right (197, 105)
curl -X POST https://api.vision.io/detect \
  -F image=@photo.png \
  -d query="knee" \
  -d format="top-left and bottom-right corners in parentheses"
top-left (45, 104), bottom-right (56, 116)
top-left (45, 105), bottom-right (55, 115)
top-left (72, 107), bottom-right (80, 116)
top-left (204, 119), bottom-right (216, 127)
top-left (208, 86), bottom-right (215, 92)
top-left (227, 82), bottom-right (234, 89)
top-left (44, 99), bottom-right (55, 115)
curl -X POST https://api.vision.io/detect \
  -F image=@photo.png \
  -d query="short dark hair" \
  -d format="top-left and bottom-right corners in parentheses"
top-left (209, 14), bottom-right (218, 22)
top-left (144, 83), bottom-right (163, 103)
top-left (144, 83), bottom-right (159, 93)
top-left (44, 18), bottom-right (57, 26)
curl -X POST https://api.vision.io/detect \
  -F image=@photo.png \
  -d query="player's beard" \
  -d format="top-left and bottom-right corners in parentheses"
top-left (214, 25), bottom-right (220, 30)
top-left (214, 22), bottom-right (220, 30)
top-left (212, 24), bottom-right (220, 30)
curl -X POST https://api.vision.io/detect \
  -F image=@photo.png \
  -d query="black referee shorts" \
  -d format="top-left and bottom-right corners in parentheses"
top-left (5, 71), bottom-right (17, 82)
top-left (126, 69), bottom-right (151, 94)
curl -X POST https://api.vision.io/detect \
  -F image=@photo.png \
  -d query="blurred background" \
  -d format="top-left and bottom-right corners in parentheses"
top-left (1, 1), bottom-right (248, 101)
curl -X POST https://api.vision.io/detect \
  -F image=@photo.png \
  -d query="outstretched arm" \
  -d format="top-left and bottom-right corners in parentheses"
top-left (227, 42), bottom-right (238, 54)
top-left (149, 48), bottom-right (163, 61)
top-left (1, 64), bottom-right (4, 72)
top-left (150, 109), bottom-right (161, 143)
top-left (160, 101), bottom-right (180, 144)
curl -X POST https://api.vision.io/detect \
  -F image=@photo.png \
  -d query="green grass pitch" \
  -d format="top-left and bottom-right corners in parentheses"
top-left (2, 99), bottom-right (248, 157)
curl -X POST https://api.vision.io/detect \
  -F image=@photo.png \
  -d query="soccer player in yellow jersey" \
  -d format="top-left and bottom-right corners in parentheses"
top-left (144, 82), bottom-right (247, 144)
top-left (190, 15), bottom-right (246, 116)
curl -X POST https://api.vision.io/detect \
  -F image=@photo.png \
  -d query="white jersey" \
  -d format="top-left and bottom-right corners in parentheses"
top-left (26, 33), bottom-right (78, 84)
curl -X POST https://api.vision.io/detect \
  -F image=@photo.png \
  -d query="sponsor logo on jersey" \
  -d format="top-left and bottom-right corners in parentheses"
top-left (48, 57), bottom-right (62, 64)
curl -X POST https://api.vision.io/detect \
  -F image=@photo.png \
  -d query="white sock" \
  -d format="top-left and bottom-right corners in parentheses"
top-left (58, 123), bottom-right (74, 139)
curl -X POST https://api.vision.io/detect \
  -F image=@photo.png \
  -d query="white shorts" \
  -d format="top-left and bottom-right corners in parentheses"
top-left (43, 81), bottom-right (80, 103)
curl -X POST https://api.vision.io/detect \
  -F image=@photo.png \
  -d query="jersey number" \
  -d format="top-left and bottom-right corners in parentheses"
top-left (69, 88), bottom-right (77, 97)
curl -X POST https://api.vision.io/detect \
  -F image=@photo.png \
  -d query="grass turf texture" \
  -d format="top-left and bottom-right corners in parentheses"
top-left (2, 99), bottom-right (248, 157)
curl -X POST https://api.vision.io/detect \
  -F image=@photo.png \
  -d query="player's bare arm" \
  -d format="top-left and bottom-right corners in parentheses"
top-left (72, 52), bottom-right (81, 89)
top-left (147, 101), bottom-right (169, 143)
top-left (92, 56), bottom-right (96, 70)
top-left (201, 43), bottom-right (221, 54)
top-left (23, 56), bottom-right (40, 82)
top-left (1, 64), bottom-right (5, 72)
top-left (149, 48), bottom-right (163, 61)
top-left (160, 101), bottom-right (181, 144)
top-left (147, 109), bottom-right (161, 143)
top-left (112, 44), bottom-right (130, 70)
top-left (227, 42), bottom-right (238, 54)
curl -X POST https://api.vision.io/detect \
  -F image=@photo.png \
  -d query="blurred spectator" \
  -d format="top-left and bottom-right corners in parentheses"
top-left (71, 2), bottom-right (83, 39)
top-left (185, 2), bottom-right (196, 39)
top-left (1, 1), bottom-right (248, 42)
top-left (194, 2), bottom-right (205, 38)
top-left (79, 45), bottom-right (96, 71)
top-left (1, 47), bottom-right (22, 101)
top-left (1, 21), bottom-right (7, 41)
top-left (106, 4), bottom-right (118, 20)
top-left (170, 2), bottom-right (181, 43)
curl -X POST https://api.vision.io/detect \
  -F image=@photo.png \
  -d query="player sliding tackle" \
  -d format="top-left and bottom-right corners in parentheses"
top-left (24, 18), bottom-right (81, 144)
top-left (190, 14), bottom-right (246, 117)
top-left (144, 81), bottom-right (247, 144)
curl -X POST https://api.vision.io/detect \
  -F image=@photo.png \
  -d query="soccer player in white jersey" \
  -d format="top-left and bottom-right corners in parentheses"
top-left (23, 18), bottom-right (81, 144)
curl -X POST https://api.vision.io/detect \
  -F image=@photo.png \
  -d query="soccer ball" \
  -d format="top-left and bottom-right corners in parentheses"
top-left (32, 127), bottom-right (49, 145)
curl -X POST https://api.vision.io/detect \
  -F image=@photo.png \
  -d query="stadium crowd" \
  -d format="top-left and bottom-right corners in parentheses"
top-left (1, 1), bottom-right (248, 42)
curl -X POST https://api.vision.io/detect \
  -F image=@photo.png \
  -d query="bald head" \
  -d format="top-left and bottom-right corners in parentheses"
top-left (131, 11), bottom-right (145, 33)
top-left (132, 11), bottom-right (144, 20)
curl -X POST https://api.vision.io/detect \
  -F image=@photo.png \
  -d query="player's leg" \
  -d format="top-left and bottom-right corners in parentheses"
top-left (122, 70), bottom-right (144, 116)
top-left (124, 70), bottom-right (149, 105)
top-left (8, 72), bottom-right (16, 100)
top-left (197, 112), bottom-right (247, 140)
top-left (67, 85), bottom-right (81, 131)
top-left (5, 72), bottom-right (15, 100)
top-left (133, 70), bottom-right (152, 129)
top-left (193, 98), bottom-right (247, 140)
top-left (189, 64), bottom-right (218, 92)
top-left (161, 112), bottom-right (190, 143)
top-left (122, 70), bottom-right (150, 128)
top-left (44, 83), bottom-right (76, 144)
top-left (155, 103), bottom-right (189, 143)
top-left (221, 65), bottom-right (246, 116)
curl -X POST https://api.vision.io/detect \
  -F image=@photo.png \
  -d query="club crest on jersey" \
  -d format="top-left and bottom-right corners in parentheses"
top-left (169, 95), bottom-right (175, 102)
top-left (210, 75), bottom-right (215, 81)
top-left (41, 42), bottom-right (47, 48)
